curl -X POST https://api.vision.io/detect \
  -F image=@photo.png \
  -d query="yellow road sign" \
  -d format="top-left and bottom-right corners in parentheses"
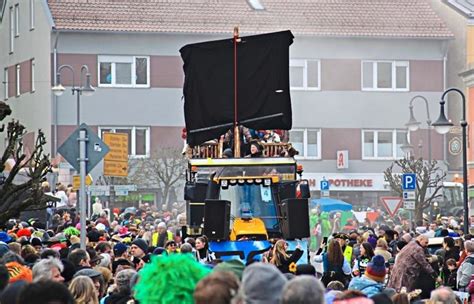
top-left (72, 174), bottom-right (93, 191)
top-left (103, 161), bottom-right (128, 177)
top-left (103, 133), bottom-right (129, 177)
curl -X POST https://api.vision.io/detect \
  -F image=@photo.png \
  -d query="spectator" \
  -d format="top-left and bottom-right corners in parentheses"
top-left (104, 269), bottom-right (137, 304)
top-left (134, 254), bottom-right (209, 304)
top-left (348, 255), bottom-right (386, 297)
top-left (235, 263), bottom-right (287, 304)
top-left (374, 238), bottom-right (392, 262)
top-left (32, 257), bottom-right (64, 282)
top-left (352, 242), bottom-right (375, 277)
top-left (281, 275), bottom-right (326, 304)
top-left (195, 236), bottom-right (216, 265)
top-left (17, 280), bottom-right (74, 304)
top-left (430, 286), bottom-right (457, 304)
top-left (315, 239), bottom-right (351, 287)
top-left (270, 239), bottom-right (303, 273)
top-left (194, 271), bottom-right (239, 304)
top-left (151, 222), bottom-right (173, 248)
top-left (457, 240), bottom-right (474, 291)
top-left (68, 249), bottom-right (91, 270)
top-left (388, 235), bottom-right (439, 292)
top-left (69, 275), bottom-right (99, 304)
top-left (73, 268), bottom-right (103, 299)
top-left (0, 264), bottom-right (9, 292)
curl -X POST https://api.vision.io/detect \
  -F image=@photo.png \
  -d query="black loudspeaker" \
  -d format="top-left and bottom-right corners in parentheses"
top-left (187, 202), bottom-right (205, 227)
top-left (278, 181), bottom-right (298, 201)
top-left (184, 181), bottom-right (208, 201)
top-left (280, 198), bottom-right (310, 239)
top-left (299, 180), bottom-right (311, 199)
top-left (204, 200), bottom-right (231, 240)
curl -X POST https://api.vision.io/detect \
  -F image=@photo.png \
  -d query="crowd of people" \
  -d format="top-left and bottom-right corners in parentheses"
top-left (0, 193), bottom-right (473, 303)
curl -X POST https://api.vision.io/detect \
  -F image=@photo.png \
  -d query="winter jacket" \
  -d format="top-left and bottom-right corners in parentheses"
top-left (387, 240), bottom-right (436, 292)
top-left (457, 254), bottom-right (474, 289)
top-left (348, 276), bottom-right (384, 298)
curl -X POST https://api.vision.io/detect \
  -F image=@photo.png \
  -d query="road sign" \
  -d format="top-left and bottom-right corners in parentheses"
top-left (115, 190), bottom-right (129, 196)
top-left (402, 173), bottom-right (416, 190)
top-left (103, 133), bottom-right (129, 177)
top-left (114, 185), bottom-right (137, 192)
top-left (380, 197), bottom-right (403, 217)
top-left (87, 185), bottom-right (110, 196)
top-left (320, 180), bottom-right (330, 191)
top-left (321, 190), bottom-right (330, 197)
top-left (73, 174), bottom-right (93, 191)
top-left (403, 191), bottom-right (415, 200)
top-left (58, 124), bottom-right (110, 174)
top-left (403, 200), bottom-right (416, 210)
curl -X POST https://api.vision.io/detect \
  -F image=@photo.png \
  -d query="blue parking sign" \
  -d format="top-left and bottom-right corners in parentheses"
top-left (320, 180), bottom-right (330, 191)
top-left (402, 173), bottom-right (416, 190)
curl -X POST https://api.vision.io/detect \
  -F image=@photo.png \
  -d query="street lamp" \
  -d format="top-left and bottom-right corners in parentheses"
top-left (51, 64), bottom-right (95, 249)
top-left (405, 95), bottom-right (433, 219)
top-left (51, 65), bottom-right (95, 126)
top-left (400, 129), bottom-right (414, 157)
top-left (405, 95), bottom-right (432, 163)
top-left (432, 88), bottom-right (469, 235)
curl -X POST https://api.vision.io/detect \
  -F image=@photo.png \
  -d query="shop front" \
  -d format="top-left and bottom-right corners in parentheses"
top-left (303, 173), bottom-right (392, 211)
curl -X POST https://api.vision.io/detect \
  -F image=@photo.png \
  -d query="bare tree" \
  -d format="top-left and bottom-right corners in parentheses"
top-left (128, 148), bottom-right (186, 210)
top-left (0, 102), bottom-right (53, 224)
top-left (384, 157), bottom-right (445, 224)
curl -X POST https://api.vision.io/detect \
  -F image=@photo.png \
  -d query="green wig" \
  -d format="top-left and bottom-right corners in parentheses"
top-left (134, 254), bottom-right (210, 304)
top-left (63, 227), bottom-right (80, 237)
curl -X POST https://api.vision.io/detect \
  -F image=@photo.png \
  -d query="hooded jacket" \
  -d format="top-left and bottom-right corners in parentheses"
top-left (348, 275), bottom-right (384, 297)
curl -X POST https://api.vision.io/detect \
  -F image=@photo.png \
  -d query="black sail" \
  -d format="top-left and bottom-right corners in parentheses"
top-left (180, 30), bottom-right (294, 146)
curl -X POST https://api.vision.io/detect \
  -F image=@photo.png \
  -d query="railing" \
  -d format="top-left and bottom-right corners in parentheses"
top-left (188, 141), bottom-right (293, 159)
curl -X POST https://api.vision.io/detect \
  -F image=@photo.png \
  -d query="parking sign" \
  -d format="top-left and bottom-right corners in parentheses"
top-left (402, 173), bottom-right (416, 190)
top-left (320, 180), bottom-right (330, 191)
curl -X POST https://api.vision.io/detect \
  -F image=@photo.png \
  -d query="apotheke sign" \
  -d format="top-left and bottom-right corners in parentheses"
top-left (304, 173), bottom-right (387, 191)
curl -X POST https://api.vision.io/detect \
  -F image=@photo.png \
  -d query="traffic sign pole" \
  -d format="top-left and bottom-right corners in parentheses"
top-left (79, 129), bottom-right (88, 250)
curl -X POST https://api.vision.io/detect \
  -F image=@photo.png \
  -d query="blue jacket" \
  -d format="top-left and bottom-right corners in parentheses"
top-left (348, 276), bottom-right (384, 297)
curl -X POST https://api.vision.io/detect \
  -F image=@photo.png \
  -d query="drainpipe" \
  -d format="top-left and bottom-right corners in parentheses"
top-left (52, 31), bottom-right (60, 156)
top-left (442, 41), bottom-right (449, 164)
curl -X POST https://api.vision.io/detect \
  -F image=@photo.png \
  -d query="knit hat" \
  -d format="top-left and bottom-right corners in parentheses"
top-left (132, 238), bottom-right (148, 253)
top-left (241, 263), bottom-right (287, 304)
top-left (114, 243), bottom-right (128, 256)
top-left (213, 259), bottom-right (245, 280)
top-left (16, 229), bottom-right (31, 238)
top-left (295, 264), bottom-right (316, 276)
top-left (115, 269), bottom-right (137, 292)
top-left (30, 237), bottom-right (42, 247)
top-left (365, 255), bottom-right (386, 283)
top-left (367, 235), bottom-right (377, 249)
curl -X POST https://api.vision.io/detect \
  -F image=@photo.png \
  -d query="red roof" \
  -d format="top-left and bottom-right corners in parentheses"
top-left (47, 0), bottom-right (453, 38)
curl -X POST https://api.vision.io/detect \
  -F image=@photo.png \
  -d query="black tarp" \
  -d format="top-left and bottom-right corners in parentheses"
top-left (180, 30), bottom-right (294, 146)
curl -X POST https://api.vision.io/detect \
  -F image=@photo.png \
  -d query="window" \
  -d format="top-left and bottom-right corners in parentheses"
top-left (15, 64), bottom-right (20, 96)
top-left (3, 68), bottom-right (8, 100)
top-left (289, 129), bottom-right (321, 159)
top-left (29, 0), bottom-right (34, 30)
top-left (98, 55), bottom-right (150, 87)
top-left (99, 126), bottom-right (150, 157)
top-left (31, 59), bottom-right (35, 92)
top-left (290, 59), bottom-right (320, 90)
top-left (14, 4), bottom-right (19, 37)
top-left (362, 130), bottom-right (409, 159)
top-left (362, 61), bottom-right (409, 91)
top-left (9, 6), bottom-right (13, 53)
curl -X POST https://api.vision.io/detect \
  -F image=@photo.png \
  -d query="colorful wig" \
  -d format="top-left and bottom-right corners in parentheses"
top-left (134, 254), bottom-right (210, 304)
